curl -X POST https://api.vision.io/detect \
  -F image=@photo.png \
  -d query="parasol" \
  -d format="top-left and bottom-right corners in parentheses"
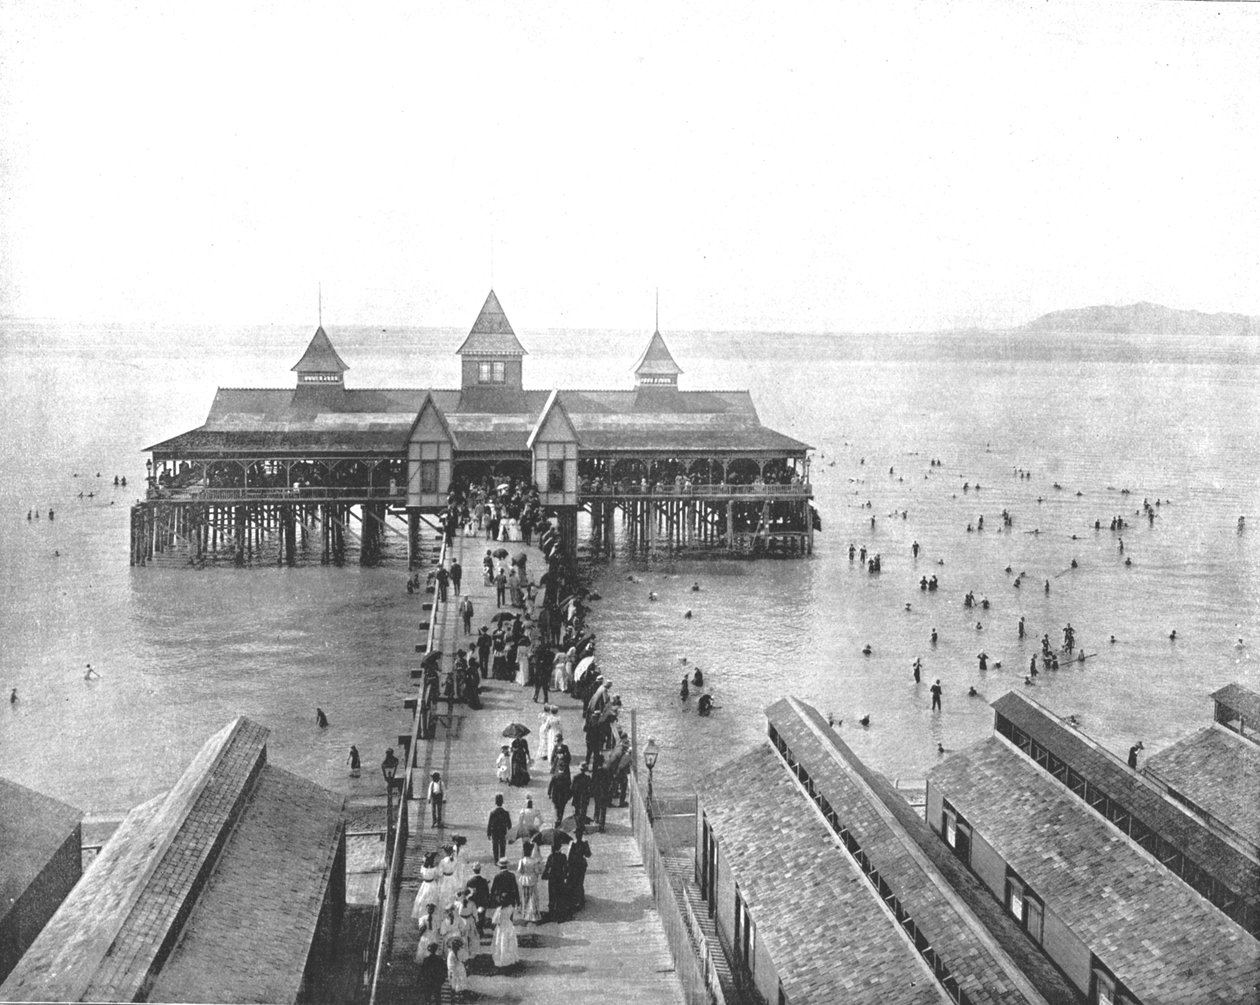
top-left (534, 827), bottom-right (573, 846)
top-left (491, 612), bottom-right (517, 625)
top-left (502, 723), bottom-right (531, 738)
top-left (574, 655), bottom-right (597, 680)
top-left (494, 547), bottom-right (509, 558)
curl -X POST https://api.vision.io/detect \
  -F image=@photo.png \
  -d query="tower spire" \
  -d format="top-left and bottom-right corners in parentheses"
top-left (318, 282), bottom-right (322, 327)
top-left (655, 287), bottom-right (659, 334)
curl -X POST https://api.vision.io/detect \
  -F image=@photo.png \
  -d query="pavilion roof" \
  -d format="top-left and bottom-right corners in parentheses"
top-left (145, 384), bottom-right (811, 457)
top-left (632, 330), bottom-right (683, 376)
top-left (290, 326), bottom-right (349, 373)
top-left (455, 290), bottom-right (528, 356)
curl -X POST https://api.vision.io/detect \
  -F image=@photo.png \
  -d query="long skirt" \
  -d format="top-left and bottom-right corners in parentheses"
top-left (492, 910), bottom-right (519, 967)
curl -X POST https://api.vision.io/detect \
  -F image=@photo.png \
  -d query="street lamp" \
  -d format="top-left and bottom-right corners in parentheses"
top-left (643, 737), bottom-right (659, 812)
top-left (382, 748), bottom-right (400, 853)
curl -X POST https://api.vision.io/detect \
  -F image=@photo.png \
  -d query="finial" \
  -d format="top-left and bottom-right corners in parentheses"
top-left (318, 282), bottom-right (322, 327)
top-left (655, 287), bottom-right (659, 334)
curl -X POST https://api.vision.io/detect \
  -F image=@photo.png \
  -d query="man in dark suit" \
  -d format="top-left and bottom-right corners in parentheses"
top-left (416, 943), bottom-right (447, 1004)
top-left (490, 856), bottom-right (520, 908)
top-left (486, 794), bottom-right (512, 865)
top-left (465, 862), bottom-right (491, 937)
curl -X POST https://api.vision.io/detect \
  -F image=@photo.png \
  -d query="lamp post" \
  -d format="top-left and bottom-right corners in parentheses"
top-left (382, 748), bottom-right (399, 854)
top-left (643, 737), bottom-right (659, 817)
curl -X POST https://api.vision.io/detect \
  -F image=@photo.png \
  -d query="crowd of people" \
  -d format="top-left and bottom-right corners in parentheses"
top-left (408, 476), bottom-right (637, 1000)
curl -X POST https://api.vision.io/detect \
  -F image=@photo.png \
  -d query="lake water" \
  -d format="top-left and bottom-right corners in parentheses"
top-left (1, 320), bottom-right (1257, 811)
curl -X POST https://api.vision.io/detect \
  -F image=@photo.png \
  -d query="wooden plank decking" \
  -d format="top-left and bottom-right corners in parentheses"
top-left (373, 531), bottom-right (687, 1005)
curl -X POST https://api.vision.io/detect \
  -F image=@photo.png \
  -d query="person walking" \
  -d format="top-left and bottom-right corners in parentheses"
top-left (591, 754), bottom-right (611, 832)
top-left (489, 857), bottom-right (519, 909)
top-left (416, 942), bottom-right (447, 1005)
top-left (1127, 741), bottom-right (1144, 769)
top-left (568, 828), bottom-right (591, 911)
top-left (495, 568), bottom-right (507, 608)
top-left (459, 595), bottom-right (474, 635)
top-left (486, 794), bottom-right (512, 865)
top-left (347, 745), bottom-right (361, 778)
top-left (541, 837), bottom-right (569, 923)
top-left (930, 678), bottom-right (943, 712)
top-left (477, 626), bottom-right (492, 677)
top-left (516, 841), bottom-right (541, 923)
top-left (427, 771), bottom-right (446, 828)
top-left (491, 892), bottom-right (519, 968)
top-left (570, 762), bottom-right (593, 828)
top-left (435, 564), bottom-right (450, 603)
top-left (548, 766), bottom-right (572, 827)
top-left (450, 559), bottom-right (462, 595)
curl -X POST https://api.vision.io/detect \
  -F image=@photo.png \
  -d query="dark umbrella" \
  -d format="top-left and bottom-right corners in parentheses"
top-left (421, 650), bottom-right (443, 670)
top-left (534, 827), bottom-right (573, 846)
top-left (502, 723), bottom-right (531, 738)
top-left (491, 612), bottom-right (516, 625)
top-left (494, 548), bottom-right (509, 559)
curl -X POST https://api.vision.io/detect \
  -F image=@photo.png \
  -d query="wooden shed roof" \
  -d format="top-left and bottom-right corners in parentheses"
top-left (0, 778), bottom-right (81, 929)
top-left (928, 738), bottom-right (1260, 1004)
top-left (697, 745), bottom-right (946, 1005)
top-left (1212, 682), bottom-right (1260, 724)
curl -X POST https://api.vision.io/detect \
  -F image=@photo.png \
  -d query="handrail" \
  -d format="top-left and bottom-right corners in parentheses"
top-left (579, 482), bottom-right (810, 499)
top-left (148, 486), bottom-right (405, 502)
top-left (368, 519), bottom-right (446, 1005)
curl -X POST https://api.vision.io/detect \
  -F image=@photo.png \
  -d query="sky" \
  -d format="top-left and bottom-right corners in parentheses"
top-left (1, 1), bottom-right (1257, 333)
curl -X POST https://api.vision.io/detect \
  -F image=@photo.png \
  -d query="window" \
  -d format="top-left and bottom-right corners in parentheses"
top-left (420, 460), bottom-right (438, 494)
top-left (942, 802), bottom-right (972, 865)
top-left (478, 360), bottom-right (505, 384)
top-left (1091, 965), bottom-right (1116, 1005)
top-left (1005, 872), bottom-right (1043, 944)
top-left (547, 458), bottom-right (565, 493)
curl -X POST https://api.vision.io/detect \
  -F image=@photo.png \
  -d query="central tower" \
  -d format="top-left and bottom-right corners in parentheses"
top-left (456, 290), bottom-right (527, 391)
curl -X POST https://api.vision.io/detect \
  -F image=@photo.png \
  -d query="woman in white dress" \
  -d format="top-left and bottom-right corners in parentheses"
top-left (551, 652), bottom-right (567, 693)
top-left (491, 895), bottom-right (519, 968)
top-left (414, 902), bottom-right (441, 962)
top-left (456, 889), bottom-right (480, 958)
top-left (496, 743), bottom-right (511, 783)
top-left (411, 852), bottom-right (442, 921)
top-left (508, 518), bottom-right (522, 542)
top-left (446, 937), bottom-right (468, 994)
top-left (537, 704), bottom-right (557, 764)
top-left (437, 846), bottom-right (459, 907)
top-left (452, 834), bottom-right (471, 893)
top-left (516, 841), bottom-right (541, 923)
top-left (516, 643), bottom-right (530, 687)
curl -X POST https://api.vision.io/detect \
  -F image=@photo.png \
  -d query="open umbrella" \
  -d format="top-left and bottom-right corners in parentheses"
top-left (574, 655), bottom-right (597, 680)
top-left (534, 827), bottom-right (573, 846)
top-left (494, 547), bottom-right (509, 559)
top-left (491, 612), bottom-right (517, 625)
top-left (421, 650), bottom-right (443, 670)
top-left (502, 723), bottom-right (531, 738)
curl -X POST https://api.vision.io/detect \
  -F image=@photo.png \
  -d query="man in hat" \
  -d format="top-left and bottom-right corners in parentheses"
top-left (570, 760), bottom-right (593, 827)
top-left (1127, 740), bottom-right (1144, 769)
top-left (466, 862), bottom-right (491, 938)
top-left (416, 942), bottom-right (447, 1005)
top-left (490, 856), bottom-right (519, 908)
top-left (427, 771), bottom-right (446, 827)
top-left (486, 794), bottom-right (512, 864)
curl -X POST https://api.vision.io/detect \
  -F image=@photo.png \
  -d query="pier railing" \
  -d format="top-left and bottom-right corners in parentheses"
top-left (627, 773), bottom-right (729, 1005)
top-left (580, 482), bottom-right (810, 500)
top-left (367, 530), bottom-right (446, 1005)
top-left (148, 485), bottom-right (405, 503)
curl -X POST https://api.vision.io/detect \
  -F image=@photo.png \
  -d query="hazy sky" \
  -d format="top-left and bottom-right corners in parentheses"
top-left (1, 1), bottom-right (1257, 332)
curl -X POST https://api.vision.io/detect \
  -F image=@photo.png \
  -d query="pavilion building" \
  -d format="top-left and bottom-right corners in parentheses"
top-left (135, 291), bottom-right (814, 567)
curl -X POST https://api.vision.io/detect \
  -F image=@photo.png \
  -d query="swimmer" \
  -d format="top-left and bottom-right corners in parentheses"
top-left (1110, 635), bottom-right (1117, 644)
top-left (9, 688), bottom-right (16, 703)
top-left (697, 693), bottom-right (714, 716)
top-left (1169, 630), bottom-right (1177, 641)
top-left (1024, 676), bottom-right (1036, 686)
top-left (905, 603), bottom-right (912, 612)
top-left (858, 714), bottom-right (870, 727)
top-left (861, 644), bottom-right (873, 656)
top-left (691, 582), bottom-right (700, 591)
top-left (1236, 638), bottom-right (1246, 649)
top-left (692, 668), bottom-right (703, 687)
top-left (1124, 557), bottom-right (1132, 566)
top-left (647, 592), bottom-right (658, 601)
top-left (1044, 580), bottom-right (1050, 594)
top-left (683, 610), bottom-right (692, 619)
top-left (930, 628), bottom-right (938, 645)
top-left (316, 707), bottom-right (329, 727)
top-left (967, 686), bottom-right (978, 697)
top-left (975, 621), bottom-right (983, 631)
top-left (84, 664), bottom-right (100, 680)
top-left (1077, 652), bottom-right (1085, 663)
top-left (680, 676), bottom-right (690, 701)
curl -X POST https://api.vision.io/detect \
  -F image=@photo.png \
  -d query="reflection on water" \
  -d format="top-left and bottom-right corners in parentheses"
top-left (0, 322), bottom-right (1257, 811)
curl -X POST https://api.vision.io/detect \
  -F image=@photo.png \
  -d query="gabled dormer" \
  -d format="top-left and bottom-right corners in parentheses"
top-left (456, 290), bottom-right (528, 391)
top-left (632, 329), bottom-right (682, 388)
top-left (291, 326), bottom-right (348, 389)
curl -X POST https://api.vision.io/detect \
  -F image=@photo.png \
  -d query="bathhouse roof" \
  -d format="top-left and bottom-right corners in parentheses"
top-left (1211, 681), bottom-right (1260, 725)
top-left (929, 737), bottom-right (1260, 1004)
top-left (0, 717), bottom-right (344, 1004)
top-left (0, 778), bottom-right (82, 931)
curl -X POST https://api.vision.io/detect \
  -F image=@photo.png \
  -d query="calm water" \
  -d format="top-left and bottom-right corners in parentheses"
top-left (1, 320), bottom-right (1257, 811)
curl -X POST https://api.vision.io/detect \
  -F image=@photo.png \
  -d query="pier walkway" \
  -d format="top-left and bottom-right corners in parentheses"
top-left (373, 530), bottom-right (686, 1005)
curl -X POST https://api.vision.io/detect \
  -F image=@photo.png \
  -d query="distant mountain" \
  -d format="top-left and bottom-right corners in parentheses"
top-left (1022, 302), bottom-right (1260, 337)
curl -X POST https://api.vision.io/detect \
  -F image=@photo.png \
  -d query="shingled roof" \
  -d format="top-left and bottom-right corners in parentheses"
top-left (1143, 726), bottom-right (1260, 854)
top-left (929, 738), bottom-right (1260, 1004)
top-left (632, 330), bottom-right (683, 377)
top-left (765, 697), bottom-right (1075, 1005)
top-left (990, 691), bottom-right (1260, 898)
top-left (0, 779), bottom-right (82, 931)
top-left (1212, 682), bottom-right (1260, 726)
top-left (290, 326), bottom-right (349, 374)
top-left (697, 745), bottom-right (944, 1005)
top-left (455, 290), bottom-right (528, 356)
top-left (0, 718), bottom-right (344, 1004)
